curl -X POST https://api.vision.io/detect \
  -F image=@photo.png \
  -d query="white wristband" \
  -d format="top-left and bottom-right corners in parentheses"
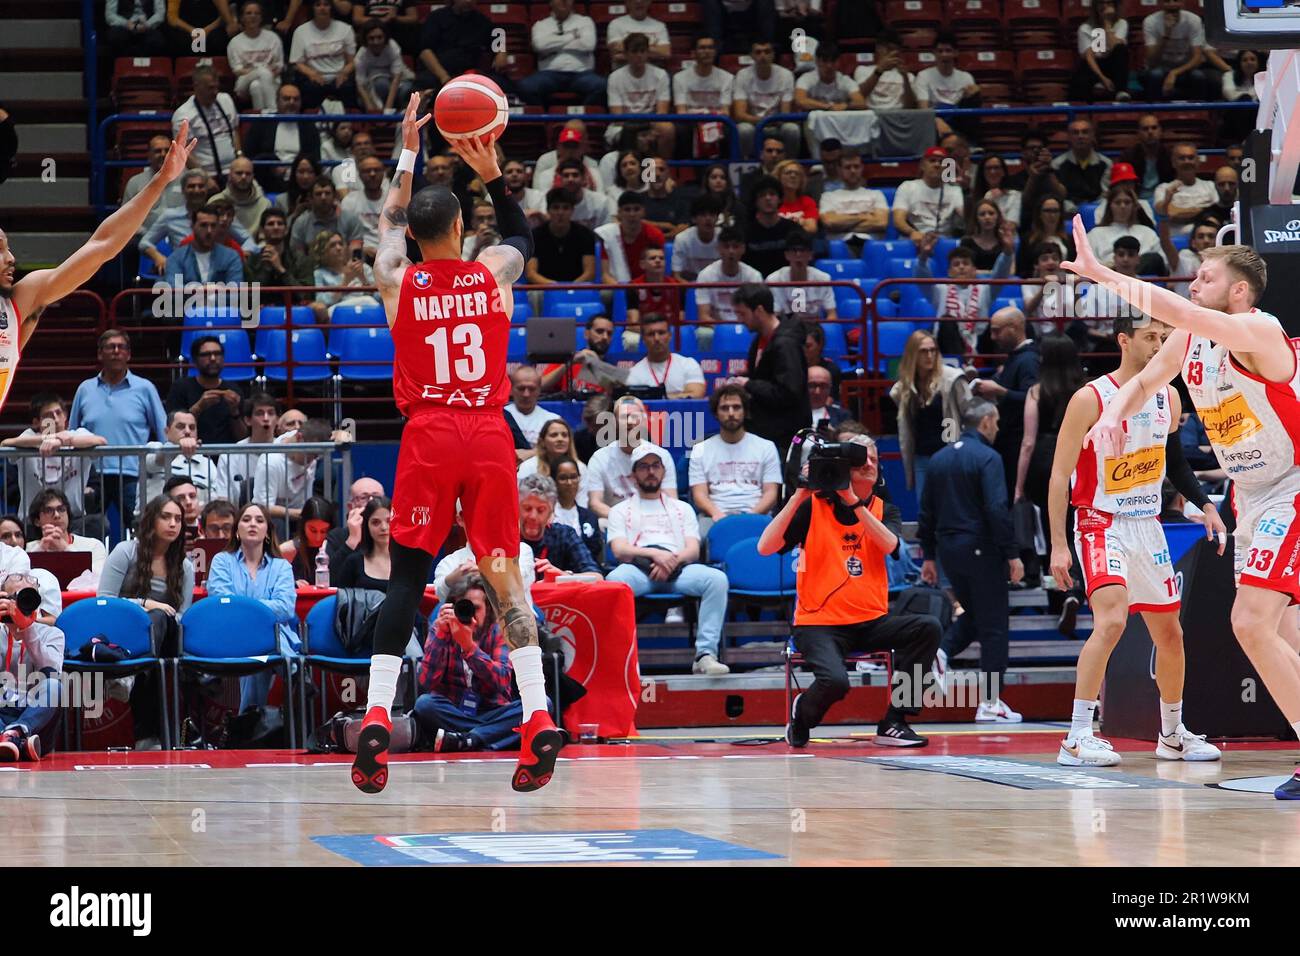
top-left (397, 149), bottom-right (417, 174)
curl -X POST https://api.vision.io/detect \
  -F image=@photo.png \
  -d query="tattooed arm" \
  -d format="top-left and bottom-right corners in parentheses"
top-left (375, 94), bottom-right (430, 326)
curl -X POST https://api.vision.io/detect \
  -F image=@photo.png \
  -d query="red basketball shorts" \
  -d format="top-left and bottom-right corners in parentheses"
top-left (389, 409), bottom-right (520, 560)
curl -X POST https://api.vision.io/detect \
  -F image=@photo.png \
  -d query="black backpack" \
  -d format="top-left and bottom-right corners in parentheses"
top-left (889, 585), bottom-right (953, 632)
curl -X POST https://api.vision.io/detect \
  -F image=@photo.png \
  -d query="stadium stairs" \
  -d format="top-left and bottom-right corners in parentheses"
top-left (0, 0), bottom-right (99, 269)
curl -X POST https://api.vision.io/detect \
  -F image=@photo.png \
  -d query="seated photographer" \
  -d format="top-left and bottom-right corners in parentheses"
top-left (519, 475), bottom-right (602, 579)
top-left (757, 431), bottom-right (942, 748)
top-left (206, 502), bottom-right (298, 713)
top-left (607, 446), bottom-right (731, 677)
top-left (435, 503), bottom-right (537, 608)
top-left (413, 573), bottom-right (524, 754)
top-left (0, 571), bottom-right (64, 761)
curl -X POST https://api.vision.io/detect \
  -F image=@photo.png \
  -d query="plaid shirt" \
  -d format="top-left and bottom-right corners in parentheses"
top-left (418, 620), bottom-right (515, 710)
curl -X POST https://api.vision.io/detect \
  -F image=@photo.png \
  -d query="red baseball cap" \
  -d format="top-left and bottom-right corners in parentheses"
top-left (1110, 161), bottom-right (1138, 184)
top-left (923, 146), bottom-right (947, 159)
top-left (558, 129), bottom-right (583, 144)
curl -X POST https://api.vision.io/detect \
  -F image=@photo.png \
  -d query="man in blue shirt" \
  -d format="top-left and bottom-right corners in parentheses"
top-left (69, 328), bottom-right (168, 539)
top-left (162, 205), bottom-right (245, 286)
top-left (139, 171), bottom-right (256, 272)
top-left (918, 400), bottom-right (1024, 723)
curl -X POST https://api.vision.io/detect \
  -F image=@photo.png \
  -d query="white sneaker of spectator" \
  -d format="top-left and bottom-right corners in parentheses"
top-left (975, 698), bottom-right (1022, 723)
top-left (931, 648), bottom-right (949, 694)
top-left (664, 606), bottom-right (685, 624)
top-left (693, 654), bottom-right (730, 676)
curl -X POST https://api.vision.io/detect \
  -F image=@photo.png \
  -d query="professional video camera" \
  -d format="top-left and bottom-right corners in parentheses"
top-left (786, 428), bottom-right (868, 494)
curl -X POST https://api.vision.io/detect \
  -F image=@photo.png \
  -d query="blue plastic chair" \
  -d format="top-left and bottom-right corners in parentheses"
top-left (507, 326), bottom-right (528, 361)
top-left (299, 595), bottom-right (416, 726)
top-left (815, 259), bottom-right (868, 281)
top-left (256, 328), bottom-right (332, 382)
top-left (1171, 232), bottom-right (1191, 251)
top-left (175, 594), bottom-right (296, 748)
top-left (876, 322), bottom-right (918, 372)
top-left (827, 239), bottom-right (849, 260)
top-left (723, 537), bottom-right (793, 599)
top-left (822, 322), bottom-right (848, 359)
top-left (329, 325), bottom-right (394, 381)
top-left (663, 240), bottom-right (674, 274)
top-left (1078, 201), bottom-right (1099, 231)
top-left (59, 597), bottom-right (172, 750)
top-left (706, 514), bottom-right (771, 565)
top-left (711, 323), bottom-right (751, 359)
top-left (183, 329), bottom-right (255, 381)
top-left (511, 299), bottom-right (532, 324)
top-left (542, 288), bottom-right (603, 314)
top-left (551, 301), bottom-right (605, 322)
top-left (138, 237), bottom-right (171, 281)
top-left (326, 302), bottom-right (384, 328)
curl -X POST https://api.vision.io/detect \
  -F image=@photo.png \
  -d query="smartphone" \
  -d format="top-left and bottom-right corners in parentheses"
top-left (351, 248), bottom-right (364, 262)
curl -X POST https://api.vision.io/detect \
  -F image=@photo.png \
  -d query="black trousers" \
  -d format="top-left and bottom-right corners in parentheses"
top-left (703, 0), bottom-right (776, 51)
top-left (938, 542), bottom-right (1010, 687)
top-left (792, 613), bottom-right (941, 729)
top-left (1068, 46), bottom-right (1131, 102)
top-left (129, 608), bottom-right (180, 740)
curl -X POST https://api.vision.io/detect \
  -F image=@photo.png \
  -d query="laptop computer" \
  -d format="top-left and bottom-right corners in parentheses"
top-left (187, 539), bottom-right (229, 587)
top-left (526, 316), bottom-right (577, 362)
top-left (28, 551), bottom-right (93, 590)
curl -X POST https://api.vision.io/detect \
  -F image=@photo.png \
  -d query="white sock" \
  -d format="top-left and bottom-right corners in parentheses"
top-left (510, 645), bottom-right (548, 720)
top-left (1069, 698), bottom-right (1098, 741)
top-left (1160, 699), bottom-right (1183, 737)
top-left (365, 654), bottom-right (402, 717)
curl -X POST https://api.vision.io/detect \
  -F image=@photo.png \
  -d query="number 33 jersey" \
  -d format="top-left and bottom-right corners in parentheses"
top-left (1181, 311), bottom-right (1300, 490)
top-left (391, 260), bottom-right (511, 418)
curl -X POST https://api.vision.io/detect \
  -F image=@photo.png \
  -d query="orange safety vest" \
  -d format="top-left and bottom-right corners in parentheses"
top-left (793, 494), bottom-right (890, 627)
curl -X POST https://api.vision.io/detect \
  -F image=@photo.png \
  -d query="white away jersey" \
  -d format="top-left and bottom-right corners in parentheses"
top-left (1181, 313), bottom-right (1300, 488)
top-left (1071, 374), bottom-right (1171, 518)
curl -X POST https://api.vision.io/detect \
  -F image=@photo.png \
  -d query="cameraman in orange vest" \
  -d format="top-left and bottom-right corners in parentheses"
top-left (758, 432), bottom-right (942, 747)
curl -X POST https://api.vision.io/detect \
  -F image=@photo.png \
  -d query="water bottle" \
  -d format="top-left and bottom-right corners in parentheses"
top-left (314, 549), bottom-right (330, 588)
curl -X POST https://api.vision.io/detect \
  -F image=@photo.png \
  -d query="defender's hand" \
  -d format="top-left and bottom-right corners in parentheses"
top-left (1060, 214), bottom-right (1102, 283)
top-left (399, 92), bottom-right (431, 153)
top-left (159, 120), bottom-right (199, 185)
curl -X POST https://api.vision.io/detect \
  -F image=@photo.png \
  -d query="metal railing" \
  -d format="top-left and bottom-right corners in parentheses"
top-left (0, 441), bottom-right (350, 546)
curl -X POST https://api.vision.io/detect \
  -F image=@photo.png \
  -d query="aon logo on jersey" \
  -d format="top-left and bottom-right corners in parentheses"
top-left (452, 272), bottom-right (486, 288)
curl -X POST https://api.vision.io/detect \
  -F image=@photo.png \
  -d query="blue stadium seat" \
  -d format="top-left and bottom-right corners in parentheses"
top-left (678, 325), bottom-right (699, 355)
top-left (833, 281), bottom-right (866, 309)
top-left (875, 322), bottom-right (917, 372)
top-left (933, 236), bottom-right (960, 274)
top-left (551, 301), bottom-right (605, 321)
top-left (822, 323), bottom-right (848, 358)
top-left (542, 288), bottom-right (602, 314)
top-left (326, 302), bottom-right (383, 328)
top-left (611, 289), bottom-right (628, 323)
top-left (300, 594), bottom-right (416, 724)
top-left (863, 239), bottom-right (911, 275)
top-left (1078, 201), bottom-right (1099, 231)
top-left (815, 258), bottom-right (867, 281)
top-left (711, 323), bottom-right (750, 358)
top-left (507, 326), bottom-right (528, 361)
top-left (879, 186), bottom-right (897, 208)
top-left (992, 295), bottom-right (1025, 314)
top-left (329, 325), bottom-right (393, 381)
top-left (706, 515), bottom-right (771, 565)
top-left (837, 298), bottom-right (863, 320)
top-left (512, 299), bottom-right (532, 324)
top-left (1171, 232), bottom-right (1191, 251)
top-left (887, 256), bottom-right (917, 278)
top-left (876, 296), bottom-right (898, 319)
top-left (827, 239), bottom-right (849, 260)
top-left (256, 328), bottom-right (331, 382)
top-left (189, 329), bottom-right (255, 381)
top-left (684, 290), bottom-right (699, 324)
top-left (723, 537), bottom-right (794, 599)
top-left (176, 595), bottom-right (295, 748)
top-left (663, 240), bottom-right (673, 275)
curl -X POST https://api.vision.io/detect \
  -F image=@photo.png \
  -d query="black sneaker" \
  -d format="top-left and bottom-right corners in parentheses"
top-left (435, 729), bottom-right (478, 753)
top-left (785, 693), bottom-right (810, 748)
top-left (1058, 595), bottom-right (1081, 638)
top-left (874, 716), bottom-right (928, 747)
top-left (1275, 772), bottom-right (1300, 800)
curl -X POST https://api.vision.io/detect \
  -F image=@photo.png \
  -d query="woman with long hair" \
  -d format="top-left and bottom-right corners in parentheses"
top-left (889, 330), bottom-right (972, 496)
top-left (972, 154), bottom-right (1022, 228)
top-left (774, 159), bottom-right (818, 235)
top-left (518, 418), bottom-right (587, 480)
top-left (605, 150), bottom-right (646, 204)
top-left (1223, 49), bottom-right (1266, 140)
top-left (1068, 0), bottom-right (1130, 102)
top-left (275, 153), bottom-right (322, 224)
top-left (311, 230), bottom-right (378, 322)
top-left (1016, 333), bottom-right (1088, 608)
top-left (98, 495), bottom-right (195, 749)
top-left (337, 496), bottom-right (393, 591)
top-left (700, 162), bottom-right (745, 229)
top-left (206, 502), bottom-right (298, 711)
top-left (1087, 182), bottom-right (1163, 269)
top-left (962, 198), bottom-right (1010, 272)
top-left (1017, 193), bottom-right (1074, 277)
top-left (280, 496), bottom-right (335, 585)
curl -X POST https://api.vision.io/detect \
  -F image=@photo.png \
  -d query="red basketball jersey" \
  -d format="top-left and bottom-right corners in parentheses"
top-left (391, 259), bottom-right (511, 417)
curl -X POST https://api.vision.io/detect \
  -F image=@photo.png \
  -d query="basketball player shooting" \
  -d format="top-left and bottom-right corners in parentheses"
top-left (0, 123), bottom-right (197, 398)
top-left (1048, 314), bottom-right (1226, 768)
top-left (350, 95), bottom-right (563, 795)
top-left (1061, 213), bottom-right (1300, 799)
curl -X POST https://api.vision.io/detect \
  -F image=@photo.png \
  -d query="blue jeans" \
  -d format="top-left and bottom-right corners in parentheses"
top-left (413, 693), bottom-right (524, 751)
top-left (606, 562), bottom-right (729, 659)
top-left (516, 70), bottom-right (607, 107)
top-left (1, 670), bottom-right (64, 740)
top-left (913, 454), bottom-right (931, 503)
top-left (99, 473), bottom-right (138, 545)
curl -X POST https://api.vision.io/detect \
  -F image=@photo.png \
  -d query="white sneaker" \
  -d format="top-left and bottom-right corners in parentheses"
top-left (133, 736), bottom-right (162, 752)
top-left (1058, 734), bottom-right (1122, 766)
top-left (692, 654), bottom-right (730, 676)
top-left (664, 607), bottom-right (685, 624)
top-left (975, 699), bottom-right (1022, 722)
top-left (1156, 725), bottom-right (1222, 762)
top-left (932, 649), bottom-right (949, 693)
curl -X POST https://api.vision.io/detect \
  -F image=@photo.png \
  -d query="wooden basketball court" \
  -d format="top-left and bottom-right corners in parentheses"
top-left (3, 723), bottom-right (1297, 867)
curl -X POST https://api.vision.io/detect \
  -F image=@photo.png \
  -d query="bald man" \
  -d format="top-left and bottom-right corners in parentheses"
top-left (505, 366), bottom-right (563, 451)
top-left (971, 307), bottom-right (1041, 499)
top-left (213, 156), bottom-right (271, 234)
top-left (325, 476), bottom-right (386, 580)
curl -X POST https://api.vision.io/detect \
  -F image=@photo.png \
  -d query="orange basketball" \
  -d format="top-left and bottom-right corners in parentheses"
top-left (434, 73), bottom-right (510, 143)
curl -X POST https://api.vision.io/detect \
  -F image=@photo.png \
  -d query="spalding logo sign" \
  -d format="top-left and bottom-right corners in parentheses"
top-left (1261, 219), bottom-right (1300, 244)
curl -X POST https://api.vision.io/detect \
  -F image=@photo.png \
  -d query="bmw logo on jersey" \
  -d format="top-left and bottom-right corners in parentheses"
top-left (413, 270), bottom-right (432, 289)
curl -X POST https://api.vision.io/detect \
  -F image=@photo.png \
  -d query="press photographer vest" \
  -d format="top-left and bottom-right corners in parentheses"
top-left (793, 495), bottom-right (890, 627)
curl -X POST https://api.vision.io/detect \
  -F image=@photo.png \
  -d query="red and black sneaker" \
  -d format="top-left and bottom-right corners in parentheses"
top-left (511, 710), bottom-right (564, 793)
top-left (351, 707), bottom-right (392, 794)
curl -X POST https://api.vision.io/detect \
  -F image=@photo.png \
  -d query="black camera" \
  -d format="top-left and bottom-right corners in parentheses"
top-left (0, 587), bottom-right (42, 626)
top-left (453, 598), bottom-right (476, 625)
top-left (788, 429), bottom-right (869, 494)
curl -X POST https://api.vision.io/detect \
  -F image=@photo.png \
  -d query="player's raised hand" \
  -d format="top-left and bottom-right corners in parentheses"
top-left (448, 133), bottom-right (502, 183)
top-left (400, 92), bottom-right (431, 153)
top-left (159, 120), bottom-right (198, 184)
top-left (1084, 414), bottom-right (1126, 459)
top-left (1060, 213), bottom-right (1103, 281)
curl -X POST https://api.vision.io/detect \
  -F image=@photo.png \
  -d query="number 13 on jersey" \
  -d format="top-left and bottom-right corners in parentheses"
top-left (424, 324), bottom-right (486, 385)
